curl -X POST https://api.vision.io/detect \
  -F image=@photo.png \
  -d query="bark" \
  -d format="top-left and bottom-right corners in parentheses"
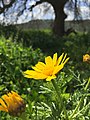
top-left (47, 0), bottom-right (69, 36)
top-left (30, 0), bottom-right (69, 36)
top-left (53, 5), bottom-right (67, 36)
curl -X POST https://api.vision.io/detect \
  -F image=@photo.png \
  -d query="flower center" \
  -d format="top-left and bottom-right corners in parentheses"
top-left (43, 65), bottom-right (54, 76)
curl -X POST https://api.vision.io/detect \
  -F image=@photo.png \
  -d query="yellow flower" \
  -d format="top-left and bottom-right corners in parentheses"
top-left (83, 54), bottom-right (90, 63)
top-left (24, 53), bottom-right (69, 81)
top-left (0, 91), bottom-right (26, 116)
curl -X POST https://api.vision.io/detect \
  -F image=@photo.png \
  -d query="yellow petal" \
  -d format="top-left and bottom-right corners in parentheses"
top-left (32, 66), bottom-right (42, 73)
top-left (0, 98), bottom-right (7, 108)
top-left (11, 91), bottom-right (21, 99)
top-left (61, 53), bottom-right (67, 63)
top-left (8, 92), bottom-right (19, 103)
top-left (11, 91), bottom-right (23, 106)
top-left (57, 53), bottom-right (64, 65)
top-left (24, 70), bottom-right (47, 79)
top-left (0, 106), bottom-right (8, 112)
top-left (63, 57), bottom-right (70, 65)
top-left (53, 53), bottom-right (57, 65)
top-left (45, 56), bottom-right (53, 65)
top-left (32, 73), bottom-right (47, 79)
top-left (7, 92), bottom-right (12, 97)
top-left (46, 75), bottom-right (56, 81)
top-left (23, 70), bottom-right (36, 76)
top-left (24, 70), bottom-right (37, 78)
top-left (53, 64), bottom-right (64, 75)
top-left (24, 74), bottom-right (33, 78)
top-left (12, 95), bottom-right (21, 105)
top-left (2, 95), bottom-right (11, 107)
top-left (36, 62), bottom-right (46, 69)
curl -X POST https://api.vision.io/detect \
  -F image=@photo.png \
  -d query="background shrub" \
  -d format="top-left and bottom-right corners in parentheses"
top-left (0, 27), bottom-right (90, 119)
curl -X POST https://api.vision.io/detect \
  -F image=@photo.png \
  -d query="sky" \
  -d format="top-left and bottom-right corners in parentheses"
top-left (0, 0), bottom-right (90, 24)
top-left (17, 1), bottom-right (90, 23)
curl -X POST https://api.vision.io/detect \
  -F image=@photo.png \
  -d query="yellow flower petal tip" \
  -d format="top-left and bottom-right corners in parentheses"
top-left (83, 54), bottom-right (90, 63)
top-left (0, 91), bottom-right (26, 117)
top-left (23, 53), bottom-right (69, 81)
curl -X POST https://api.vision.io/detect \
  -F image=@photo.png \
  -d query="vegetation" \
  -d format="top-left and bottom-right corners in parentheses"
top-left (0, 28), bottom-right (90, 119)
top-left (0, 0), bottom-right (90, 36)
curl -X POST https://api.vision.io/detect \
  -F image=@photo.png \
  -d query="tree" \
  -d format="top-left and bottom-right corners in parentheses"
top-left (0, 0), bottom-right (90, 36)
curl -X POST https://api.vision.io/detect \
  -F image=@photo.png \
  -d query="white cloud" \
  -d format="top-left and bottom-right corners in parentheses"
top-left (31, 2), bottom-right (54, 20)
top-left (80, 6), bottom-right (90, 19)
top-left (0, 1), bottom-right (90, 24)
top-left (65, 5), bottom-right (90, 20)
top-left (31, 2), bottom-right (90, 21)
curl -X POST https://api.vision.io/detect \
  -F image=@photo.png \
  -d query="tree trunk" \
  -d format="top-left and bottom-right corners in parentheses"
top-left (48, 0), bottom-right (68, 36)
top-left (53, 7), bottom-right (67, 36)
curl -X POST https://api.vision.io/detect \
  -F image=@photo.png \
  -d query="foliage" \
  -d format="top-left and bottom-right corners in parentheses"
top-left (0, 24), bottom-right (17, 39)
top-left (0, 36), bottom-right (45, 101)
top-left (7, 28), bottom-right (90, 78)
top-left (0, 29), bottom-right (90, 119)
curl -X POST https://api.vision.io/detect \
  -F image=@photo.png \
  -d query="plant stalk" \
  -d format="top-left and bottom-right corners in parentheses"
top-left (69, 77), bottom-right (90, 119)
top-left (51, 79), bottom-right (68, 120)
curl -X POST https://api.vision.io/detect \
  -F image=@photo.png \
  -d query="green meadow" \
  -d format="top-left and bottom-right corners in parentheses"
top-left (0, 26), bottom-right (90, 120)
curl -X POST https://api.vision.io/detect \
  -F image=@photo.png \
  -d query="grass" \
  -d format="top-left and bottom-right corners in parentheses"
top-left (0, 28), bottom-right (90, 120)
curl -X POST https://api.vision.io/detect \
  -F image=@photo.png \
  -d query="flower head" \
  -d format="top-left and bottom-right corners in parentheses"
top-left (83, 54), bottom-right (90, 63)
top-left (0, 91), bottom-right (26, 116)
top-left (24, 53), bottom-right (69, 81)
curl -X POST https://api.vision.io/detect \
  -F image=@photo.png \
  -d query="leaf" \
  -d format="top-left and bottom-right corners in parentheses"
top-left (0, 85), bottom-right (5, 91)
top-left (61, 93), bottom-right (70, 100)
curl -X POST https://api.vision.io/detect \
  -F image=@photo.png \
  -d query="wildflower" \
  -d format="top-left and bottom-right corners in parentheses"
top-left (24, 53), bottom-right (69, 81)
top-left (83, 54), bottom-right (90, 63)
top-left (0, 91), bottom-right (26, 116)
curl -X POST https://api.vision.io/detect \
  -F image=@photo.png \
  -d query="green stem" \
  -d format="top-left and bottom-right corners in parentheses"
top-left (69, 97), bottom-right (84, 120)
top-left (69, 77), bottom-right (90, 119)
top-left (51, 79), bottom-right (68, 120)
top-left (84, 77), bottom-right (90, 91)
top-left (52, 79), bottom-right (61, 100)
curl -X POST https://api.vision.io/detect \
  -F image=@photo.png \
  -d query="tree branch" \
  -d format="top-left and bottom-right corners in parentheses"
top-left (17, 0), bottom-right (27, 16)
top-left (29, 0), bottom-right (44, 11)
top-left (0, 0), bottom-right (16, 14)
